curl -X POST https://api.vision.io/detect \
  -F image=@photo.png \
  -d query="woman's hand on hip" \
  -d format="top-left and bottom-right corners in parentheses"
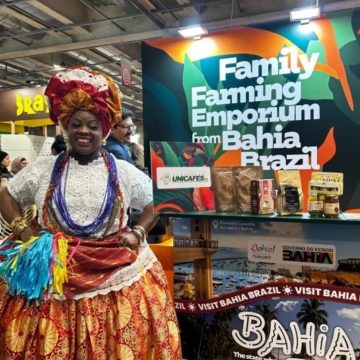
top-left (118, 231), bottom-right (140, 250)
top-left (19, 225), bottom-right (41, 242)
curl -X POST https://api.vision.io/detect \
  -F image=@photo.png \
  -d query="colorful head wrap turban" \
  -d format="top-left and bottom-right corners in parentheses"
top-left (44, 66), bottom-right (121, 136)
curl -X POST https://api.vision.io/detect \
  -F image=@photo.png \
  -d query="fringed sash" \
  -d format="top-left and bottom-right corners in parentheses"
top-left (0, 230), bottom-right (137, 301)
top-left (64, 234), bottom-right (137, 297)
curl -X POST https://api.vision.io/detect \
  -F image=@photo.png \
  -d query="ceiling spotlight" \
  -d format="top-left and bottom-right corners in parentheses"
top-left (290, 6), bottom-right (320, 23)
top-left (53, 64), bottom-right (65, 70)
top-left (178, 25), bottom-right (208, 39)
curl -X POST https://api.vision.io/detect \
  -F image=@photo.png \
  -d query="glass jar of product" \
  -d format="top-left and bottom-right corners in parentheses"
top-left (323, 195), bottom-right (340, 218)
top-left (308, 192), bottom-right (324, 217)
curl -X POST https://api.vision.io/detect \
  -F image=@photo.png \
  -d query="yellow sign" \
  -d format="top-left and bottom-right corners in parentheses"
top-left (16, 93), bottom-right (49, 117)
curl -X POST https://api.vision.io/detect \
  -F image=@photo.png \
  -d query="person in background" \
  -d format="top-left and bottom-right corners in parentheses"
top-left (0, 66), bottom-right (181, 359)
top-left (10, 157), bottom-right (28, 176)
top-left (104, 107), bottom-right (136, 164)
top-left (0, 151), bottom-right (11, 192)
top-left (0, 150), bottom-right (11, 178)
top-left (2, 156), bottom-right (35, 228)
top-left (129, 142), bottom-right (148, 173)
top-left (51, 134), bottom-right (67, 155)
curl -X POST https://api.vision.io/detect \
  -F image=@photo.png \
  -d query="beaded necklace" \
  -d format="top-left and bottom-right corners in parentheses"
top-left (43, 149), bottom-right (124, 237)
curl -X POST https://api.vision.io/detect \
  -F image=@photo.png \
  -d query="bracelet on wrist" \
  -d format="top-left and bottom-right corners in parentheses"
top-left (131, 229), bottom-right (144, 244)
top-left (10, 216), bottom-right (29, 238)
top-left (132, 225), bottom-right (147, 236)
top-left (131, 225), bottom-right (147, 243)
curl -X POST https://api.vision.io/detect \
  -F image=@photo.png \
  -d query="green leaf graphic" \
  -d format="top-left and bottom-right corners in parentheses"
top-left (161, 142), bottom-right (181, 166)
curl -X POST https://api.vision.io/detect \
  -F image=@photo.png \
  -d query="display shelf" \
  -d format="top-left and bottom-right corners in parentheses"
top-left (159, 211), bottom-right (360, 225)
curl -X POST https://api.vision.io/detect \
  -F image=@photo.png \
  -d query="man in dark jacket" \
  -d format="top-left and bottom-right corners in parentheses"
top-left (104, 108), bottom-right (135, 164)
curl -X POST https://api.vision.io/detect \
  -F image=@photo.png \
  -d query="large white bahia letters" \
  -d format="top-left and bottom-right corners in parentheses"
top-left (232, 311), bottom-right (356, 360)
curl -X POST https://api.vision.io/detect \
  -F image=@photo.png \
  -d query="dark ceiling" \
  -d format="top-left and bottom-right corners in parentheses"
top-left (0, 0), bottom-right (357, 120)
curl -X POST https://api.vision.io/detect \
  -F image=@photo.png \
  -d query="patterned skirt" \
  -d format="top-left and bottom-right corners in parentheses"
top-left (0, 246), bottom-right (182, 359)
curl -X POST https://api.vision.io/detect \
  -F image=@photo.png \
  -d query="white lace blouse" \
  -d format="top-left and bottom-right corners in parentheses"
top-left (7, 154), bottom-right (153, 238)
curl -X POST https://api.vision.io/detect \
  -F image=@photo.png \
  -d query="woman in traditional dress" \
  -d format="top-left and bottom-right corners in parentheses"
top-left (0, 67), bottom-right (182, 360)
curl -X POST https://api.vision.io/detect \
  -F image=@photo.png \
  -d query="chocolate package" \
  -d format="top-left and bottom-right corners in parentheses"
top-left (233, 166), bottom-right (263, 213)
top-left (277, 170), bottom-right (303, 215)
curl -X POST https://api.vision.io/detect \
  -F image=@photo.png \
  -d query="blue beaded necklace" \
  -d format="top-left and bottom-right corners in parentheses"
top-left (47, 149), bottom-right (119, 237)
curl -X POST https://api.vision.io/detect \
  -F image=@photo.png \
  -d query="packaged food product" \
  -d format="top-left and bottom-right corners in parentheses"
top-left (258, 179), bottom-right (274, 215)
top-left (276, 170), bottom-right (303, 215)
top-left (233, 166), bottom-right (262, 213)
top-left (308, 191), bottom-right (324, 217)
top-left (323, 195), bottom-right (340, 218)
top-left (211, 167), bottom-right (235, 212)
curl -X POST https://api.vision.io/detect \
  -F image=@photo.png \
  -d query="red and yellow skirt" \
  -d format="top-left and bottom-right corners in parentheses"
top-left (0, 244), bottom-right (182, 359)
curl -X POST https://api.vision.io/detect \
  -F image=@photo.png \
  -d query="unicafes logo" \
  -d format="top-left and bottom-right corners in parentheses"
top-left (157, 167), bottom-right (211, 189)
